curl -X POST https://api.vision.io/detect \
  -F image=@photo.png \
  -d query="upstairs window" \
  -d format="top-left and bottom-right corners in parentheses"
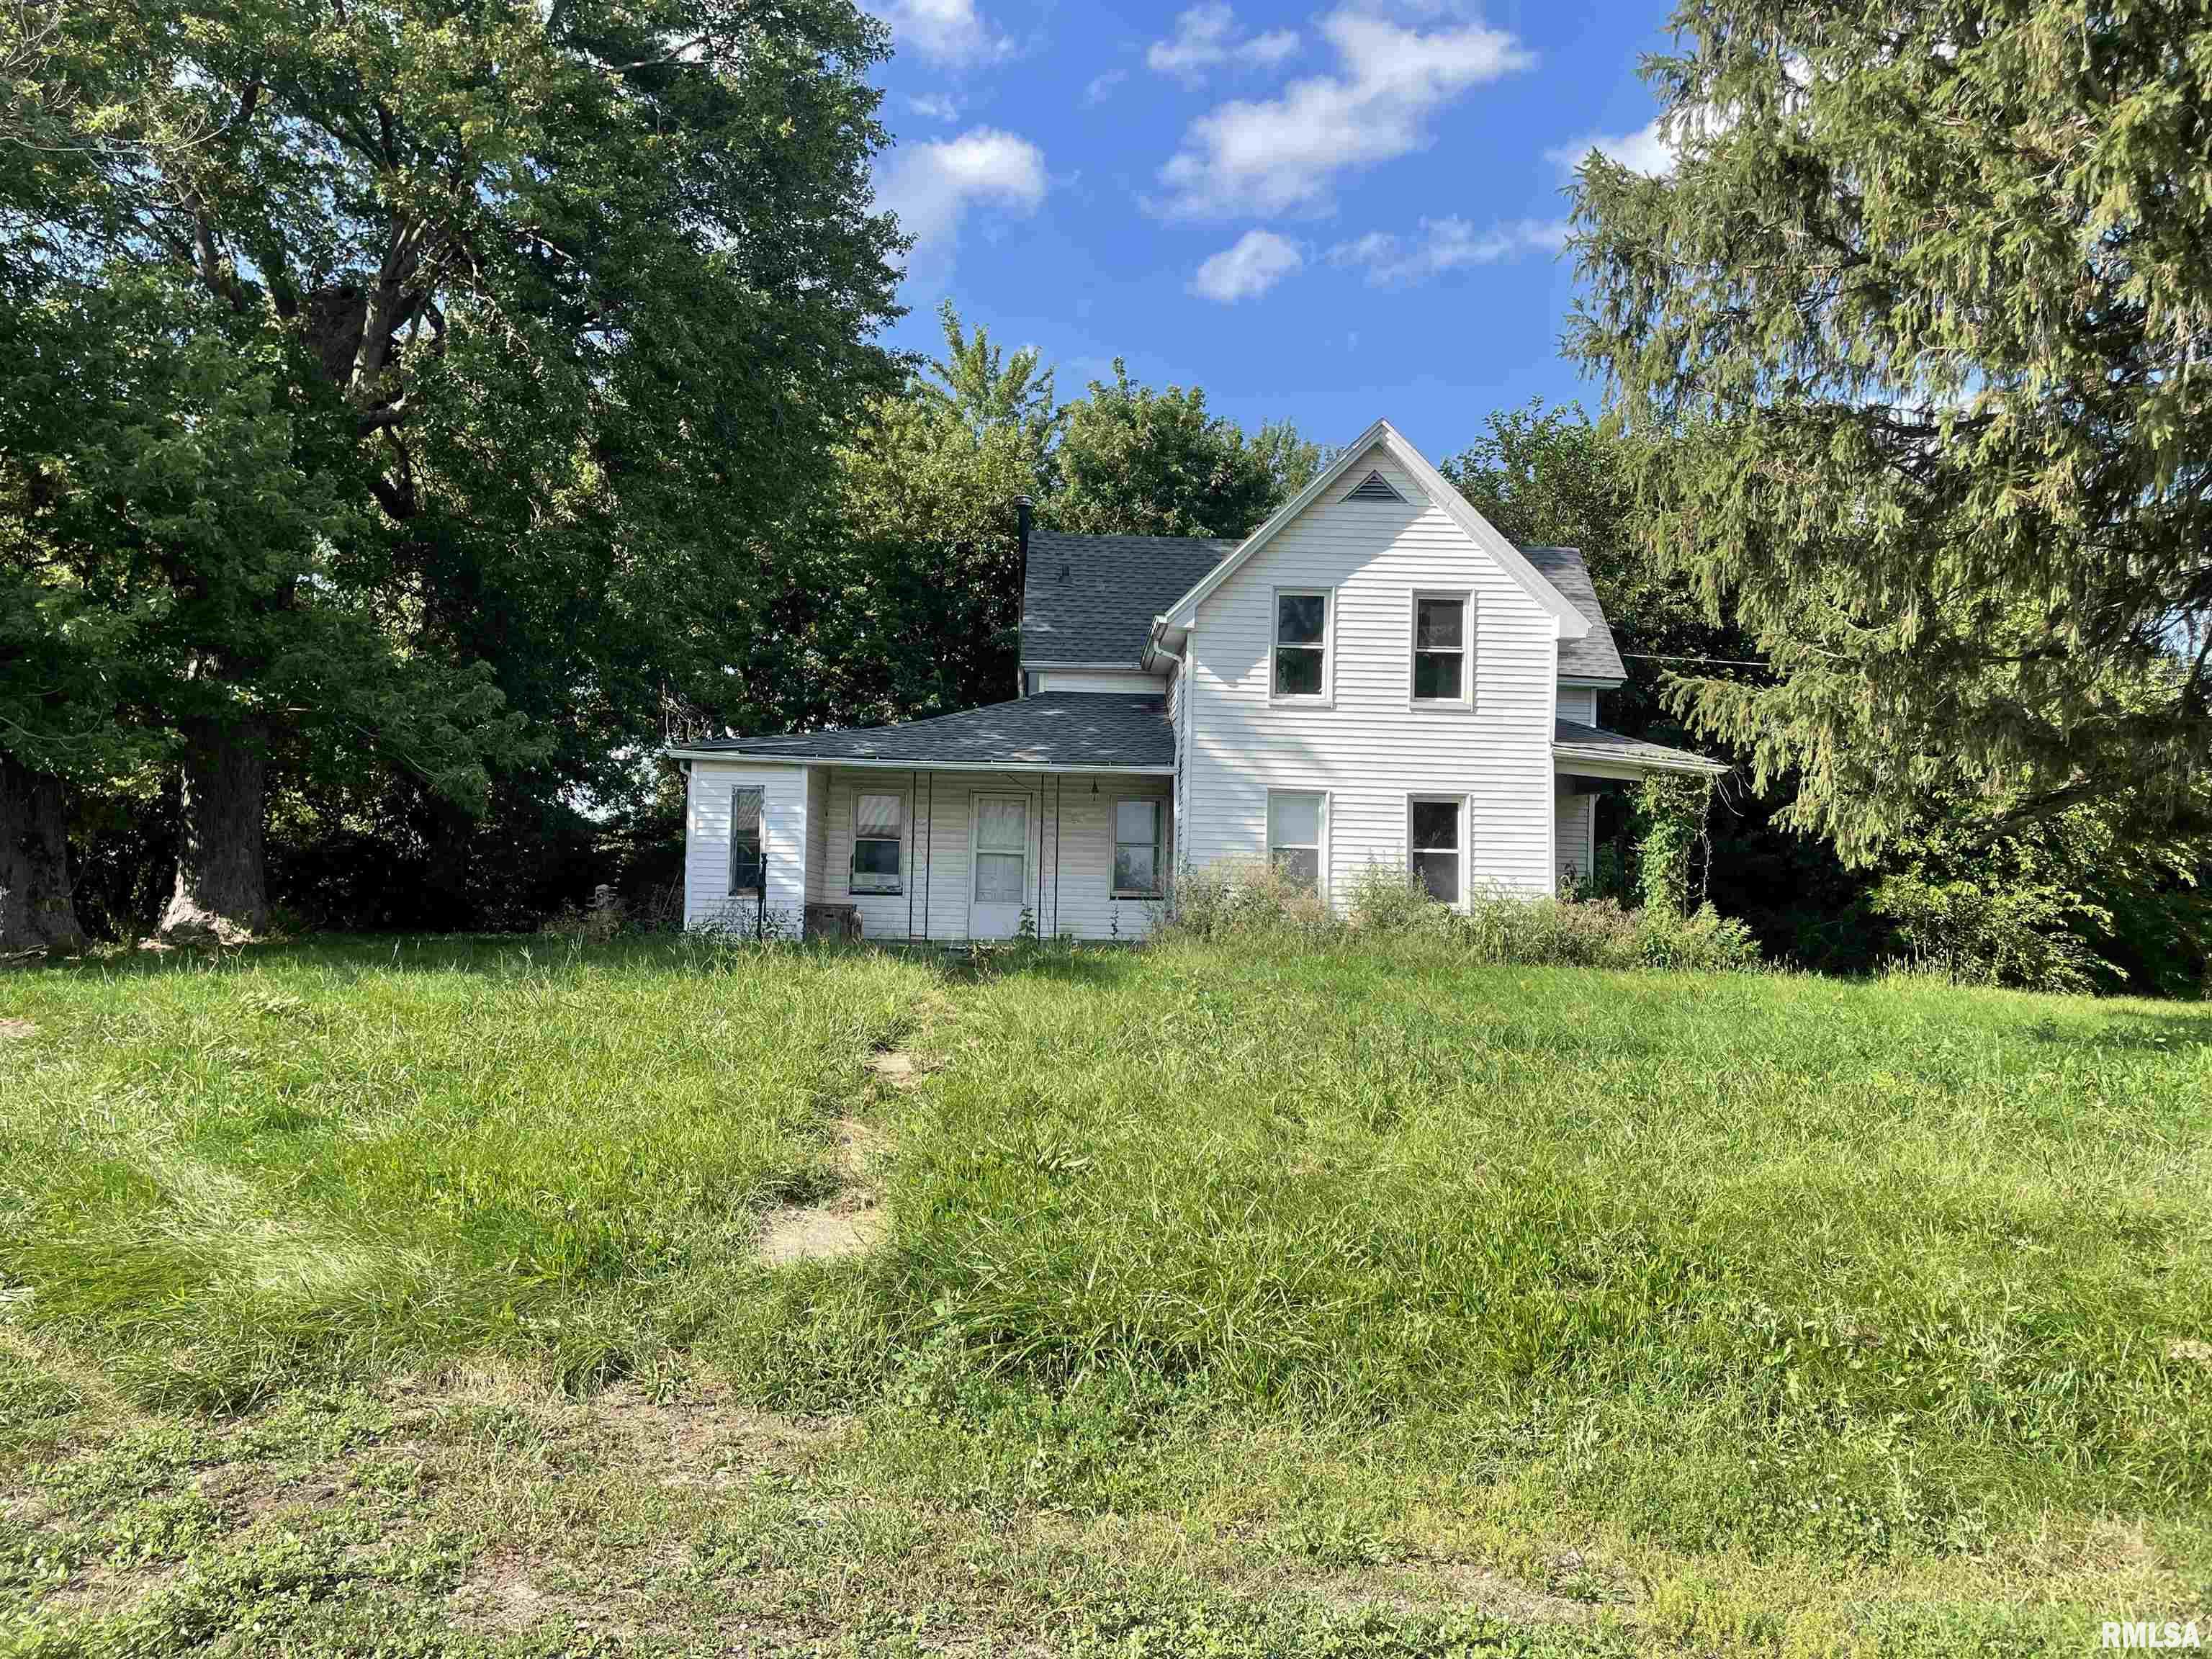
top-left (728, 786), bottom-right (764, 894)
top-left (851, 792), bottom-right (903, 893)
top-left (1274, 590), bottom-right (1330, 699)
top-left (1412, 594), bottom-right (1468, 702)
top-left (1409, 796), bottom-right (1463, 904)
top-left (1112, 799), bottom-right (1163, 897)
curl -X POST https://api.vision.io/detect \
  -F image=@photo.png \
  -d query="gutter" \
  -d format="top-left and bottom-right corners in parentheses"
top-left (664, 750), bottom-right (1173, 776)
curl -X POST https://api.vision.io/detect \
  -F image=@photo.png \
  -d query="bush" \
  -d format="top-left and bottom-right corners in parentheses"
top-left (1870, 872), bottom-right (2116, 994)
top-left (1164, 858), bottom-right (1761, 974)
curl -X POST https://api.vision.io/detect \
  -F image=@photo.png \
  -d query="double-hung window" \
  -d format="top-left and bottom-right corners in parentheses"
top-left (1112, 799), bottom-right (1164, 898)
top-left (1273, 590), bottom-right (1331, 699)
top-left (1267, 790), bottom-right (1326, 894)
top-left (1408, 796), bottom-right (1464, 905)
top-left (728, 786), bottom-right (764, 894)
top-left (851, 792), bottom-right (903, 893)
top-left (1412, 594), bottom-right (1469, 703)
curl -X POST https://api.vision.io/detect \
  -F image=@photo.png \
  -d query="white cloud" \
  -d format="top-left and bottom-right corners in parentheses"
top-left (1545, 117), bottom-right (1676, 177)
top-left (1151, 6), bottom-right (1534, 218)
top-left (1192, 228), bottom-right (1304, 302)
top-left (1327, 216), bottom-right (1566, 284)
top-left (906, 91), bottom-right (963, 121)
top-left (1084, 68), bottom-right (1127, 105)
top-left (872, 0), bottom-right (1010, 68)
top-left (877, 127), bottom-right (1047, 280)
top-left (1147, 4), bottom-right (1301, 84)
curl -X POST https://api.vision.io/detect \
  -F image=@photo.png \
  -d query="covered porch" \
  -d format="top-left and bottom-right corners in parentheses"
top-left (673, 694), bottom-right (1177, 943)
top-left (1551, 718), bottom-right (1731, 893)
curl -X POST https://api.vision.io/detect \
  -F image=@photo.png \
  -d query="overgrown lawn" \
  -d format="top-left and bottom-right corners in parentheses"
top-left (1, 935), bottom-right (2206, 1655)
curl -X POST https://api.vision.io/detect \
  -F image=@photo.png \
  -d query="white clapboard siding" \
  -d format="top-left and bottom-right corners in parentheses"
top-left (1033, 669), bottom-right (1163, 694)
top-left (684, 761), bottom-right (809, 930)
top-left (1557, 685), bottom-right (1599, 724)
top-left (817, 768), bottom-right (1173, 941)
top-left (804, 767), bottom-right (828, 903)
top-left (1183, 444), bottom-right (1563, 898)
top-left (1553, 791), bottom-right (1596, 891)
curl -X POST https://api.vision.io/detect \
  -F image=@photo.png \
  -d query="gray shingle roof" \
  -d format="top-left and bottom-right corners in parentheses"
top-left (1555, 719), bottom-right (1726, 775)
top-left (1020, 531), bottom-right (1236, 665)
top-left (1522, 548), bottom-right (1627, 681)
top-left (685, 693), bottom-right (1173, 769)
top-left (1019, 531), bottom-right (1626, 682)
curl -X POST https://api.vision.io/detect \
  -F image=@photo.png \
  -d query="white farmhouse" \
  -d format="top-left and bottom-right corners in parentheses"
top-left (671, 420), bottom-right (1723, 940)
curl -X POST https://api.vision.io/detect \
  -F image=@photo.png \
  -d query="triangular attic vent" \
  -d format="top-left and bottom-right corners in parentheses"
top-left (1342, 469), bottom-right (1406, 503)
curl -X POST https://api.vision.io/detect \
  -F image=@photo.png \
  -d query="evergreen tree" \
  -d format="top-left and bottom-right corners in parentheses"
top-left (1567, 0), bottom-right (2212, 864)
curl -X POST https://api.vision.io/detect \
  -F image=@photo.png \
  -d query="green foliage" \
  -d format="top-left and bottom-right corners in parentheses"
top-left (1049, 362), bottom-right (1309, 539)
top-left (1566, 0), bottom-right (2212, 861)
top-left (4, 0), bottom-right (904, 927)
top-left (1632, 775), bottom-right (1708, 918)
top-left (1164, 860), bottom-right (1760, 974)
top-left (1871, 873), bottom-right (2112, 995)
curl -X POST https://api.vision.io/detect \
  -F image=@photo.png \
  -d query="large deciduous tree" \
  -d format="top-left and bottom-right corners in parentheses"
top-left (1567, 0), bottom-right (2212, 865)
top-left (12, 0), bottom-right (902, 939)
top-left (1050, 366), bottom-right (1311, 539)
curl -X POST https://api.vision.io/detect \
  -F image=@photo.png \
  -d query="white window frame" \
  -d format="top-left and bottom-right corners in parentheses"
top-left (849, 789), bottom-right (904, 895)
top-left (1270, 587), bottom-right (1334, 705)
top-left (1406, 793), bottom-right (1467, 909)
top-left (1110, 796), bottom-right (1165, 899)
top-left (727, 785), bottom-right (765, 896)
top-left (1266, 787), bottom-right (1330, 899)
top-left (1408, 590), bottom-right (1473, 709)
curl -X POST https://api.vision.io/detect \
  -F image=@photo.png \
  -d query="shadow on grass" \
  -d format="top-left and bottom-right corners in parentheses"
top-left (2027, 1010), bottom-right (2212, 1052)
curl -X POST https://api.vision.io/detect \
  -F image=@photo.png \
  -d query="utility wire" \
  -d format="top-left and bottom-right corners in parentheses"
top-left (1622, 652), bottom-right (1771, 667)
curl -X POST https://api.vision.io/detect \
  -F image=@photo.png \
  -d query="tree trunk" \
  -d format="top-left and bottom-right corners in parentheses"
top-left (159, 719), bottom-right (269, 943)
top-left (0, 753), bottom-right (87, 956)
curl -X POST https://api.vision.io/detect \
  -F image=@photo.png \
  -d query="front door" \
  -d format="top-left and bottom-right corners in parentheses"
top-left (968, 793), bottom-right (1029, 938)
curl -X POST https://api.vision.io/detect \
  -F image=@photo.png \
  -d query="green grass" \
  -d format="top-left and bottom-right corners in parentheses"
top-left (1, 934), bottom-right (2208, 1655)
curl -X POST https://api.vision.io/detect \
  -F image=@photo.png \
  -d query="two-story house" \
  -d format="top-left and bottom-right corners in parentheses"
top-left (671, 420), bottom-right (1723, 940)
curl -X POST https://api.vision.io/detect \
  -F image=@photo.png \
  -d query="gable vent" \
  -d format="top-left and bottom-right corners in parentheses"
top-left (1342, 469), bottom-right (1406, 503)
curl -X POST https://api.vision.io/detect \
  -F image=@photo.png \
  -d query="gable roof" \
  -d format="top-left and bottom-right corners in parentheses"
top-left (1021, 531), bottom-right (1236, 666)
top-left (672, 693), bottom-right (1173, 771)
top-left (1155, 419), bottom-right (1593, 644)
top-left (1523, 548), bottom-right (1627, 681)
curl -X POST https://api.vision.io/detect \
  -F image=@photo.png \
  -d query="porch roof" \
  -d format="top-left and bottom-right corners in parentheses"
top-left (679, 693), bottom-right (1174, 771)
top-left (1555, 719), bottom-right (1728, 776)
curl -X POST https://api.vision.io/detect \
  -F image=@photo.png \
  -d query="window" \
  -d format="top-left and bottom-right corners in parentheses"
top-left (1268, 790), bottom-right (1326, 893)
top-left (1409, 796), bottom-right (1463, 905)
top-left (851, 792), bottom-right (902, 893)
top-left (1273, 590), bottom-right (1330, 699)
top-left (1112, 799), bottom-right (1162, 897)
top-left (728, 786), bottom-right (763, 894)
top-left (1412, 595), bottom-right (1468, 702)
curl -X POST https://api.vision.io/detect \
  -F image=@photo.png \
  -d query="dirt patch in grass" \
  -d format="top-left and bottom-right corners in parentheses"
top-left (866, 1050), bottom-right (926, 1089)
top-left (758, 1115), bottom-right (886, 1266)
top-left (446, 1552), bottom-right (555, 1634)
top-left (587, 1379), bottom-right (845, 1488)
top-left (0, 1017), bottom-right (37, 1039)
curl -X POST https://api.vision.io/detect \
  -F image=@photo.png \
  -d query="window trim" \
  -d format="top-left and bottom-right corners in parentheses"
top-left (1270, 586), bottom-right (1334, 706)
top-left (727, 785), bottom-right (765, 896)
top-left (1110, 795), bottom-right (1165, 899)
top-left (1408, 590), bottom-right (1473, 709)
top-left (1406, 793), bottom-right (1467, 909)
top-left (1266, 786), bottom-right (1331, 900)
top-left (849, 788), bottom-right (904, 896)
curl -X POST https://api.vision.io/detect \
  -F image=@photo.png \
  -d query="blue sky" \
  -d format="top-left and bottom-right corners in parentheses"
top-left (864, 0), bottom-right (1683, 465)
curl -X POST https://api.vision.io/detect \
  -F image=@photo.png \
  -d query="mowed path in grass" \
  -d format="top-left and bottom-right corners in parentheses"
top-left (1, 935), bottom-right (2208, 1656)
